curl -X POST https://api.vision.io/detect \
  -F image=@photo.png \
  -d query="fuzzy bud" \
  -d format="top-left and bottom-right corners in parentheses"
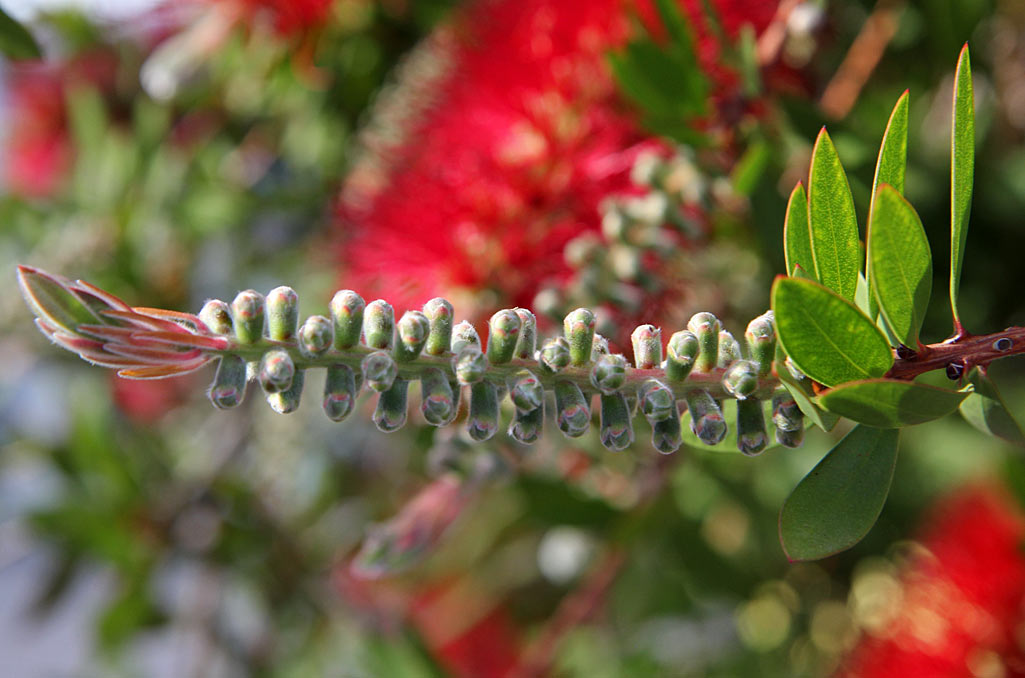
top-left (555, 380), bottom-right (590, 438)
top-left (395, 310), bottom-right (430, 362)
top-left (267, 286), bottom-right (299, 342)
top-left (685, 390), bottom-right (727, 445)
top-left (420, 368), bottom-right (456, 426)
top-left (299, 315), bottom-right (333, 356)
top-left (363, 300), bottom-right (395, 350)
top-left (267, 369), bottom-right (304, 414)
top-left (590, 353), bottom-right (627, 394)
top-left (208, 355), bottom-right (246, 409)
top-left (509, 369), bottom-right (543, 413)
top-left (666, 330), bottom-right (698, 382)
top-left (651, 415), bottom-right (682, 454)
top-left (784, 356), bottom-right (805, 381)
top-left (486, 309), bottom-right (522, 364)
top-left (259, 349), bottom-right (294, 393)
top-left (687, 312), bottom-right (721, 372)
top-left (330, 290), bottom-right (365, 349)
top-left (422, 298), bottom-right (454, 356)
top-left (775, 426), bottom-right (804, 448)
top-left (745, 313), bottom-right (776, 376)
top-left (737, 398), bottom-right (768, 456)
top-left (323, 364), bottom-right (357, 421)
top-left (591, 333), bottom-right (610, 360)
top-left (563, 308), bottom-right (596, 366)
top-left (540, 337), bottom-right (571, 373)
top-left (631, 324), bottom-right (662, 369)
top-left (362, 351), bottom-right (398, 392)
top-left (509, 402), bottom-right (544, 444)
top-left (232, 290), bottom-right (265, 344)
top-left (717, 330), bottom-right (741, 368)
top-left (450, 320), bottom-right (481, 355)
top-left (599, 393), bottom-right (634, 450)
top-left (638, 379), bottom-right (675, 423)
top-left (453, 347), bottom-right (487, 385)
top-left (467, 381), bottom-right (499, 441)
top-left (771, 389), bottom-right (804, 432)
top-left (512, 308), bottom-right (537, 360)
top-left (373, 378), bottom-right (408, 432)
top-left (723, 360), bottom-right (759, 400)
top-left (199, 300), bottom-right (233, 335)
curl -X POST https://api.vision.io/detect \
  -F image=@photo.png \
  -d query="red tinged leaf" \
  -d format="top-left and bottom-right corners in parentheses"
top-left (76, 324), bottom-right (141, 341)
top-left (116, 359), bottom-right (210, 380)
top-left (104, 343), bottom-right (204, 364)
top-left (131, 306), bottom-right (209, 333)
top-left (99, 309), bottom-right (177, 332)
top-left (69, 278), bottom-right (132, 312)
top-left (130, 330), bottom-right (230, 351)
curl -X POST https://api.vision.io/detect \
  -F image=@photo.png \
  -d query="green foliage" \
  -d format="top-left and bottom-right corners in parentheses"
top-left (807, 129), bottom-right (861, 301)
top-left (950, 44), bottom-right (975, 329)
top-left (816, 378), bottom-right (967, 428)
top-left (783, 182), bottom-right (812, 277)
top-left (0, 7), bottom-right (41, 59)
top-left (960, 368), bottom-right (1025, 445)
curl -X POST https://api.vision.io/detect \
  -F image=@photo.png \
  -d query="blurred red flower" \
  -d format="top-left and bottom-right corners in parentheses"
top-left (224, 0), bottom-right (333, 35)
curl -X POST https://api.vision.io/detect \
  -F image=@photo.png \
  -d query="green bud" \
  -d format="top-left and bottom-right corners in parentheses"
top-left (512, 308), bottom-right (537, 360)
top-left (267, 369), bottom-right (304, 414)
top-left (775, 426), bottom-right (804, 448)
top-left (420, 368), bottom-right (455, 426)
top-left (259, 349), bottom-right (294, 393)
top-left (723, 360), bottom-right (759, 400)
top-left (395, 310), bottom-right (430, 362)
top-left (373, 378), bottom-right (408, 432)
top-left (784, 356), bottom-right (805, 381)
top-left (208, 355), bottom-right (247, 409)
top-left (563, 308), bottom-right (596, 366)
top-left (638, 379), bottom-right (675, 423)
top-left (509, 400), bottom-right (543, 444)
top-left (540, 337), bottom-right (571, 373)
top-left (590, 353), bottom-right (627, 394)
top-left (267, 286), bottom-right (299, 342)
top-left (717, 330), bottom-right (741, 368)
top-left (451, 320), bottom-right (481, 355)
top-left (555, 380), bottom-right (590, 438)
top-left (666, 330), bottom-right (698, 381)
top-left (687, 312), bottom-right (721, 372)
top-left (299, 315), bottom-right (333, 356)
top-left (453, 347), bottom-right (487, 385)
top-left (330, 290), bottom-right (365, 349)
top-left (651, 415), bottom-right (682, 454)
top-left (685, 390), bottom-right (727, 445)
top-left (737, 398), bottom-right (768, 456)
top-left (363, 300), bottom-right (395, 350)
top-left (771, 389), bottom-right (804, 432)
top-left (422, 298), bottom-right (454, 356)
top-left (591, 333), bottom-right (610, 361)
top-left (486, 309), bottom-right (522, 364)
top-left (599, 393), bottom-right (633, 451)
top-left (467, 381), bottom-right (499, 441)
top-left (509, 369), bottom-right (543, 412)
top-left (199, 299), bottom-right (233, 335)
top-left (362, 351), bottom-right (397, 392)
top-left (745, 313), bottom-right (776, 376)
top-left (631, 324), bottom-right (662, 369)
top-left (323, 364), bottom-right (357, 421)
top-left (232, 290), bottom-right (265, 344)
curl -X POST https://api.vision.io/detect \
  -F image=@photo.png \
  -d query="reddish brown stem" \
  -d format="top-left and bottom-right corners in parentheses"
top-left (885, 326), bottom-right (1025, 381)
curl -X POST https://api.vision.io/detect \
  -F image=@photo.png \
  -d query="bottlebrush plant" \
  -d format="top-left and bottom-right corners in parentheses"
top-left (18, 46), bottom-right (1022, 563)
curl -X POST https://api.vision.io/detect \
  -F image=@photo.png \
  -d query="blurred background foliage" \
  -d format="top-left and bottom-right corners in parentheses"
top-left (3, 0), bottom-right (1025, 676)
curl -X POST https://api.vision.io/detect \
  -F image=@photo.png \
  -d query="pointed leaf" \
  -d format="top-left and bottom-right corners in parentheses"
top-left (807, 128), bottom-right (860, 300)
top-left (868, 185), bottom-right (932, 347)
top-left (771, 277), bottom-right (893, 387)
top-left (18, 266), bottom-right (103, 334)
top-left (960, 368), bottom-right (1025, 446)
top-left (950, 44), bottom-right (974, 329)
top-left (0, 7), bottom-right (42, 60)
top-left (867, 90), bottom-right (909, 320)
top-left (783, 182), bottom-right (813, 277)
top-left (780, 425), bottom-right (899, 561)
top-left (131, 331), bottom-right (230, 351)
top-left (117, 359), bottom-right (210, 379)
top-left (817, 378), bottom-right (966, 428)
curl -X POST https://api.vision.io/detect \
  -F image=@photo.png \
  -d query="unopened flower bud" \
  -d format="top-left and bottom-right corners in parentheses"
top-left (509, 402), bottom-right (544, 444)
top-left (555, 381), bottom-right (590, 438)
top-left (200, 299), bottom-right (233, 335)
top-left (267, 286), bottom-right (299, 342)
top-left (509, 369), bottom-right (543, 412)
top-left (267, 369), bottom-right (304, 414)
top-left (590, 353), bottom-right (627, 394)
top-left (687, 312), bottom-right (721, 372)
top-left (330, 290), bottom-right (364, 349)
top-left (717, 330), bottom-right (741, 368)
top-left (651, 415), bottom-right (682, 454)
top-left (745, 313), bottom-right (776, 375)
top-left (563, 308), bottom-right (596, 366)
top-left (259, 349), bottom-right (294, 393)
top-left (591, 333), bottom-right (610, 361)
top-left (450, 320), bottom-right (481, 355)
top-left (666, 330), bottom-right (698, 381)
top-left (771, 389), bottom-right (804, 432)
top-left (467, 381), bottom-right (499, 441)
top-left (487, 309), bottom-right (522, 364)
top-left (299, 315), bottom-right (333, 356)
top-left (208, 355), bottom-right (246, 409)
top-left (512, 308), bottom-right (537, 360)
top-left (362, 351), bottom-right (397, 392)
top-left (453, 347), bottom-right (487, 385)
top-left (737, 398), bottom-right (767, 456)
top-left (785, 356), bottom-right (805, 381)
top-left (420, 368), bottom-right (456, 426)
top-left (631, 324), bottom-right (662, 369)
top-left (363, 300), bottom-right (395, 350)
top-left (422, 298), bottom-right (454, 356)
top-left (685, 390), bottom-right (726, 445)
top-left (540, 337), bottom-right (571, 373)
top-left (600, 393), bottom-right (633, 450)
top-left (395, 310), bottom-right (430, 362)
top-left (638, 379), bottom-right (675, 423)
top-left (232, 290), bottom-right (265, 344)
top-left (373, 378), bottom-right (408, 432)
top-left (323, 364), bottom-right (357, 421)
top-left (775, 426), bottom-right (804, 448)
top-left (723, 360), bottom-right (759, 400)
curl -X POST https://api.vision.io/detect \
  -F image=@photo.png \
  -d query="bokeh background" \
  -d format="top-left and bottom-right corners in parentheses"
top-left (3, 0), bottom-right (1025, 676)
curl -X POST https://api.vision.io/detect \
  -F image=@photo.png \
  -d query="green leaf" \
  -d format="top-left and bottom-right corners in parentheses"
top-left (960, 368), bottom-right (1025, 446)
top-left (783, 182), bottom-right (813, 277)
top-left (0, 7), bottom-right (42, 60)
top-left (867, 185), bottom-right (932, 347)
top-left (17, 265), bottom-right (103, 334)
top-left (817, 378), bottom-right (966, 428)
top-left (950, 44), bottom-right (975, 329)
top-left (771, 277), bottom-right (893, 387)
top-left (780, 425), bottom-right (899, 561)
top-left (867, 90), bottom-right (909, 320)
top-left (807, 128), bottom-right (860, 300)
